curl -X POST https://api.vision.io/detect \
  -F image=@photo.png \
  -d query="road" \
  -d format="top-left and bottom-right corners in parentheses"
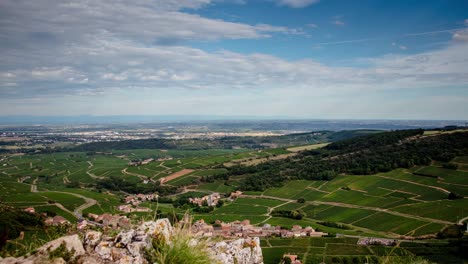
top-left (458, 215), bottom-right (468, 225)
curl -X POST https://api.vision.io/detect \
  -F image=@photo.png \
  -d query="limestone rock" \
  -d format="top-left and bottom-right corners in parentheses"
top-left (1, 219), bottom-right (265, 264)
top-left (210, 237), bottom-right (263, 264)
top-left (114, 229), bottom-right (135, 247)
top-left (95, 241), bottom-right (113, 260)
top-left (137, 218), bottom-right (172, 243)
top-left (37, 234), bottom-right (85, 257)
top-left (84, 231), bottom-right (102, 249)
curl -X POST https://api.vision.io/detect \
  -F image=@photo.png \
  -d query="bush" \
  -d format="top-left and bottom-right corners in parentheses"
top-left (145, 218), bottom-right (214, 264)
top-left (48, 242), bottom-right (75, 262)
top-left (442, 163), bottom-right (459, 170)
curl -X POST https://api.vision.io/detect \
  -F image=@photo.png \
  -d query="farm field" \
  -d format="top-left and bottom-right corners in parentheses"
top-left (1, 138), bottom-right (467, 244)
top-left (185, 162), bottom-right (468, 237)
top-left (260, 237), bottom-right (463, 264)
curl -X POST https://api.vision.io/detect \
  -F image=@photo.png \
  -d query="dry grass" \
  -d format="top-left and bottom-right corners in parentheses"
top-left (287, 143), bottom-right (330, 152)
top-left (162, 169), bottom-right (194, 184)
top-left (224, 153), bottom-right (297, 167)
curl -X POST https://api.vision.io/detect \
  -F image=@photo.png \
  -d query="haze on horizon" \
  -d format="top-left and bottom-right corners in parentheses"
top-left (0, 0), bottom-right (467, 120)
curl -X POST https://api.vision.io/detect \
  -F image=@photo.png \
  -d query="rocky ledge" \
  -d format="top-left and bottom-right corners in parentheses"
top-left (0, 219), bottom-right (263, 264)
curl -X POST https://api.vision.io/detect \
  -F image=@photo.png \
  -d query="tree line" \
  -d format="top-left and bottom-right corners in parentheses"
top-left (213, 130), bottom-right (468, 191)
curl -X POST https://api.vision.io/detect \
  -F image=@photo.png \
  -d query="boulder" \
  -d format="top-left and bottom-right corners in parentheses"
top-left (114, 229), bottom-right (135, 247)
top-left (95, 241), bottom-right (113, 260)
top-left (84, 231), bottom-right (102, 249)
top-left (38, 234), bottom-right (85, 257)
top-left (210, 237), bottom-right (263, 264)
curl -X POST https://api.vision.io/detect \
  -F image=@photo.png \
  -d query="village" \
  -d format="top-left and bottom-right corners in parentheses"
top-left (191, 219), bottom-right (327, 239)
top-left (23, 189), bottom-right (329, 241)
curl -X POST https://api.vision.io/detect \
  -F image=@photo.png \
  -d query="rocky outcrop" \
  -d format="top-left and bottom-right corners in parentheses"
top-left (0, 234), bottom-right (84, 264)
top-left (0, 218), bottom-right (263, 264)
top-left (88, 218), bottom-right (172, 263)
top-left (210, 237), bottom-right (263, 264)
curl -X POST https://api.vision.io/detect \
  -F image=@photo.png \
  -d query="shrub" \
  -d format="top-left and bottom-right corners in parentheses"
top-left (145, 217), bottom-right (216, 264)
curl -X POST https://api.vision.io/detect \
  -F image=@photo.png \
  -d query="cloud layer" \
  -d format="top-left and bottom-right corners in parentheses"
top-left (0, 0), bottom-right (467, 119)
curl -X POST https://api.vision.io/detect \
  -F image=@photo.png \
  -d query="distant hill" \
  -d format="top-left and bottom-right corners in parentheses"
top-left (69, 130), bottom-right (381, 152)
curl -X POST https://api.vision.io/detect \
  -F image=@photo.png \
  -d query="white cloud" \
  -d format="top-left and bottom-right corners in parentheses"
top-left (453, 29), bottom-right (468, 41)
top-left (332, 20), bottom-right (345, 26)
top-left (0, 0), bottom-right (298, 47)
top-left (277, 0), bottom-right (319, 8)
top-left (0, 0), bottom-right (467, 119)
top-left (307, 23), bottom-right (318, 28)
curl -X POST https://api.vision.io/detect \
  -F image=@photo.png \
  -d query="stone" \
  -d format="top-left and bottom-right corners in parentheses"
top-left (210, 237), bottom-right (263, 264)
top-left (84, 231), bottom-right (102, 249)
top-left (37, 234), bottom-right (85, 257)
top-left (95, 241), bottom-right (113, 260)
top-left (114, 229), bottom-right (136, 247)
top-left (127, 241), bottom-right (147, 258)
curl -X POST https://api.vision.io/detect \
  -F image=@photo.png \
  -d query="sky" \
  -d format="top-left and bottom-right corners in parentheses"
top-left (0, 0), bottom-right (468, 120)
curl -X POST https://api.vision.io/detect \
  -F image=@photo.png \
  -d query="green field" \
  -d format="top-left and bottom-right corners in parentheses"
top-left (2, 145), bottom-right (467, 242)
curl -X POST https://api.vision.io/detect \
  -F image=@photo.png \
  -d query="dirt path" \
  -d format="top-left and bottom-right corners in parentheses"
top-left (165, 188), bottom-right (215, 197)
top-left (30, 177), bottom-right (38, 192)
top-left (85, 161), bottom-right (105, 180)
top-left (242, 194), bottom-right (453, 225)
top-left (160, 169), bottom-right (194, 184)
top-left (159, 162), bottom-right (170, 170)
top-left (121, 167), bottom-right (147, 181)
top-left (86, 170), bottom-right (103, 180)
top-left (258, 201), bottom-right (293, 224)
top-left (54, 203), bottom-right (75, 217)
top-left (27, 178), bottom-right (97, 219)
top-left (458, 215), bottom-right (468, 225)
top-left (52, 191), bottom-right (97, 219)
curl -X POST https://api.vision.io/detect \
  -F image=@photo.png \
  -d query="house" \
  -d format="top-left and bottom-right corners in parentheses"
top-left (189, 192), bottom-right (221, 207)
top-left (117, 205), bottom-right (133, 213)
top-left (45, 215), bottom-right (69, 226)
top-left (77, 219), bottom-right (88, 230)
top-left (230, 191), bottom-right (243, 199)
top-left (282, 254), bottom-right (302, 264)
top-left (24, 207), bottom-right (35, 214)
top-left (87, 213), bottom-right (99, 220)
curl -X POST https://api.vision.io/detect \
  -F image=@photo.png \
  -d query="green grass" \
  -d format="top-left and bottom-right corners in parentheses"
top-left (312, 206), bottom-right (377, 224)
top-left (415, 166), bottom-right (468, 185)
top-left (235, 197), bottom-right (285, 207)
top-left (393, 199), bottom-right (467, 222)
top-left (40, 192), bottom-right (85, 211)
top-left (196, 181), bottom-right (235, 193)
top-left (213, 203), bottom-right (268, 215)
top-left (352, 212), bottom-right (428, 235)
top-left (263, 181), bottom-right (316, 199)
top-left (35, 205), bottom-right (76, 222)
top-left (325, 243), bottom-right (372, 255)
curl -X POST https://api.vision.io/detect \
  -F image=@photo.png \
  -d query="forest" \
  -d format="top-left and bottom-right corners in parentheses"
top-left (217, 130), bottom-right (468, 191)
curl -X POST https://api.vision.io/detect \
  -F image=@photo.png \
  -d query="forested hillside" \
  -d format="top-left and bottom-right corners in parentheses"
top-left (219, 130), bottom-right (468, 191)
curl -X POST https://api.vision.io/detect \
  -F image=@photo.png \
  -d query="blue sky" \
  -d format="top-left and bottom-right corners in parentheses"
top-left (0, 0), bottom-right (467, 119)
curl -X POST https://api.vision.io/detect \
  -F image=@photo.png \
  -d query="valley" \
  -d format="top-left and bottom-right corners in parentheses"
top-left (0, 127), bottom-right (467, 263)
